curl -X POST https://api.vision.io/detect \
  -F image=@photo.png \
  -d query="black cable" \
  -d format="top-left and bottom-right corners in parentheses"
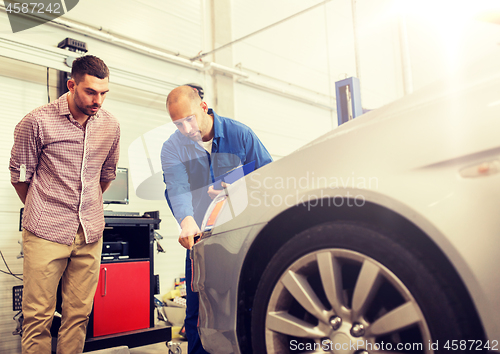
top-left (13, 310), bottom-right (22, 320)
top-left (0, 250), bottom-right (23, 281)
top-left (47, 67), bottom-right (51, 103)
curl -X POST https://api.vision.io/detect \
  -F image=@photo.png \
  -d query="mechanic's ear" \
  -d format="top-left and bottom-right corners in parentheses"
top-left (201, 101), bottom-right (208, 112)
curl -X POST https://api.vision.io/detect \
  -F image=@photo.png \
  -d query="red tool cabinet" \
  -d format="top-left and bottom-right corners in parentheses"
top-left (93, 261), bottom-right (150, 336)
top-left (82, 216), bottom-right (170, 351)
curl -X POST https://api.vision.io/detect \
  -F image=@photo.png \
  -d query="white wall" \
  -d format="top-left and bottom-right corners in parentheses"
top-left (231, 0), bottom-right (500, 110)
top-left (1, 0), bottom-right (500, 352)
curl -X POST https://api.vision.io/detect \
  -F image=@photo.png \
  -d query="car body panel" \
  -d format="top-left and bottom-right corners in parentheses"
top-left (192, 224), bottom-right (265, 353)
top-left (192, 61), bottom-right (500, 353)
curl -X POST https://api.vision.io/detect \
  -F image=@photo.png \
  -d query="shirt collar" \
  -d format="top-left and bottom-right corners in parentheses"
top-left (209, 109), bottom-right (224, 139)
top-left (58, 92), bottom-right (71, 117)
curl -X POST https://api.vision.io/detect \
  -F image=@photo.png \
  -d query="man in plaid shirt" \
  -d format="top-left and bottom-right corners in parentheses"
top-left (9, 55), bottom-right (120, 354)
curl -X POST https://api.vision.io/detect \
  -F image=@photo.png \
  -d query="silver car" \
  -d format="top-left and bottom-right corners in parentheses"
top-left (190, 57), bottom-right (500, 353)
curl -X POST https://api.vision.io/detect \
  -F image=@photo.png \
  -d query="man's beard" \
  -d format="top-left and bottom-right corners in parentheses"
top-left (74, 91), bottom-right (100, 116)
top-left (188, 131), bottom-right (202, 141)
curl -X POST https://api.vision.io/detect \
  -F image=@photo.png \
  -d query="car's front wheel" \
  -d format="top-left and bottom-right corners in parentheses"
top-left (251, 221), bottom-right (481, 353)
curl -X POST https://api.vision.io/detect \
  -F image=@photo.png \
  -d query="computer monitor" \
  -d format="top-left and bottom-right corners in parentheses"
top-left (103, 167), bottom-right (129, 204)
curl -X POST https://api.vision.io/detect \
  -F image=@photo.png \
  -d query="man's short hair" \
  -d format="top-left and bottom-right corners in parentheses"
top-left (185, 83), bottom-right (204, 100)
top-left (71, 55), bottom-right (109, 83)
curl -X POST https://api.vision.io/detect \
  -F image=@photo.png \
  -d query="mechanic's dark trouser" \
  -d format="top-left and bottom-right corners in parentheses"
top-left (185, 250), bottom-right (209, 354)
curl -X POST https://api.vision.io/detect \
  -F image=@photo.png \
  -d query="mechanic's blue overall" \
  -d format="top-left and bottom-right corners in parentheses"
top-left (185, 249), bottom-right (207, 354)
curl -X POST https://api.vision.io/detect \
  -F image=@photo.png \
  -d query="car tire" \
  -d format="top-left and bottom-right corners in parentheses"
top-left (251, 221), bottom-right (482, 353)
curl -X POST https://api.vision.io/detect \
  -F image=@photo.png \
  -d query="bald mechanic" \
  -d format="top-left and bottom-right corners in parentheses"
top-left (161, 85), bottom-right (272, 353)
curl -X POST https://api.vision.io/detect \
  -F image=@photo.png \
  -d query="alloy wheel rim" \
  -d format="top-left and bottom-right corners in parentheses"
top-left (264, 249), bottom-right (432, 353)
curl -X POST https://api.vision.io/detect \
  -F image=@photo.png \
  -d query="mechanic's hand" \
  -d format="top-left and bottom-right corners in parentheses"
top-left (179, 216), bottom-right (201, 250)
top-left (207, 185), bottom-right (222, 200)
top-left (207, 182), bottom-right (230, 200)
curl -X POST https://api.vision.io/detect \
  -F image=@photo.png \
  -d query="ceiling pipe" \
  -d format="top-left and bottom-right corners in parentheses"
top-left (47, 17), bottom-right (205, 70)
top-left (0, 3), bottom-right (206, 72)
top-left (35, 10), bottom-right (254, 79)
top-left (0, 4), bottom-right (334, 110)
top-left (204, 62), bottom-right (249, 78)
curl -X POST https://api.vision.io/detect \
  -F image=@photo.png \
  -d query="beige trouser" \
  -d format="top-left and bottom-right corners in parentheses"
top-left (21, 226), bottom-right (103, 354)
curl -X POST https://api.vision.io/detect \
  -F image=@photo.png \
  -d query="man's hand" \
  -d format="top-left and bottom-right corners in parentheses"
top-left (179, 216), bottom-right (201, 250)
top-left (12, 182), bottom-right (29, 204)
top-left (100, 180), bottom-right (112, 193)
top-left (207, 185), bottom-right (221, 200)
top-left (207, 182), bottom-right (229, 200)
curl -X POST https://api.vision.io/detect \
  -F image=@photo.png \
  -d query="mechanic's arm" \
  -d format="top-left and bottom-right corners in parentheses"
top-left (161, 141), bottom-right (199, 249)
top-left (12, 182), bottom-right (29, 205)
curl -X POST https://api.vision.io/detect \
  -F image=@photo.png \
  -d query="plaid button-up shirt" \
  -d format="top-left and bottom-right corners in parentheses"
top-left (9, 93), bottom-right (120, 245)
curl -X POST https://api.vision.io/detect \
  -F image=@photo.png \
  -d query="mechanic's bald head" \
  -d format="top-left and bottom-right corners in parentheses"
top-left (166, 85), bottom-right (213, 141)
top-left (166, 85), bottom-right (202, 114)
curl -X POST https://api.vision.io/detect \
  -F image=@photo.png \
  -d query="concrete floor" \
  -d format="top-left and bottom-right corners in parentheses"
top-left (129, 340), bottom-right (187, 354)
top-left (85, 340), bottom-right (187, 354)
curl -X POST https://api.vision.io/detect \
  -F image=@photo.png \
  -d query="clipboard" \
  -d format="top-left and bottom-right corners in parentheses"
top-left (212, 160), bottom-right (256, 190)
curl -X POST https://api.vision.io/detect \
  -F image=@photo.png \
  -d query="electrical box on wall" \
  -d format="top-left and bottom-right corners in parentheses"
top-left (57, 38), bottom-right (88, 53)
top-left (57, 38), bottom-right (89, 97)
top-left (335, 77), bottom-right (363, 126)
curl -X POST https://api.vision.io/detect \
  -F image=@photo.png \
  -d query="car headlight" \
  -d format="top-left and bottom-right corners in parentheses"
top-left (200, 193), bottom-right (227, 237)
